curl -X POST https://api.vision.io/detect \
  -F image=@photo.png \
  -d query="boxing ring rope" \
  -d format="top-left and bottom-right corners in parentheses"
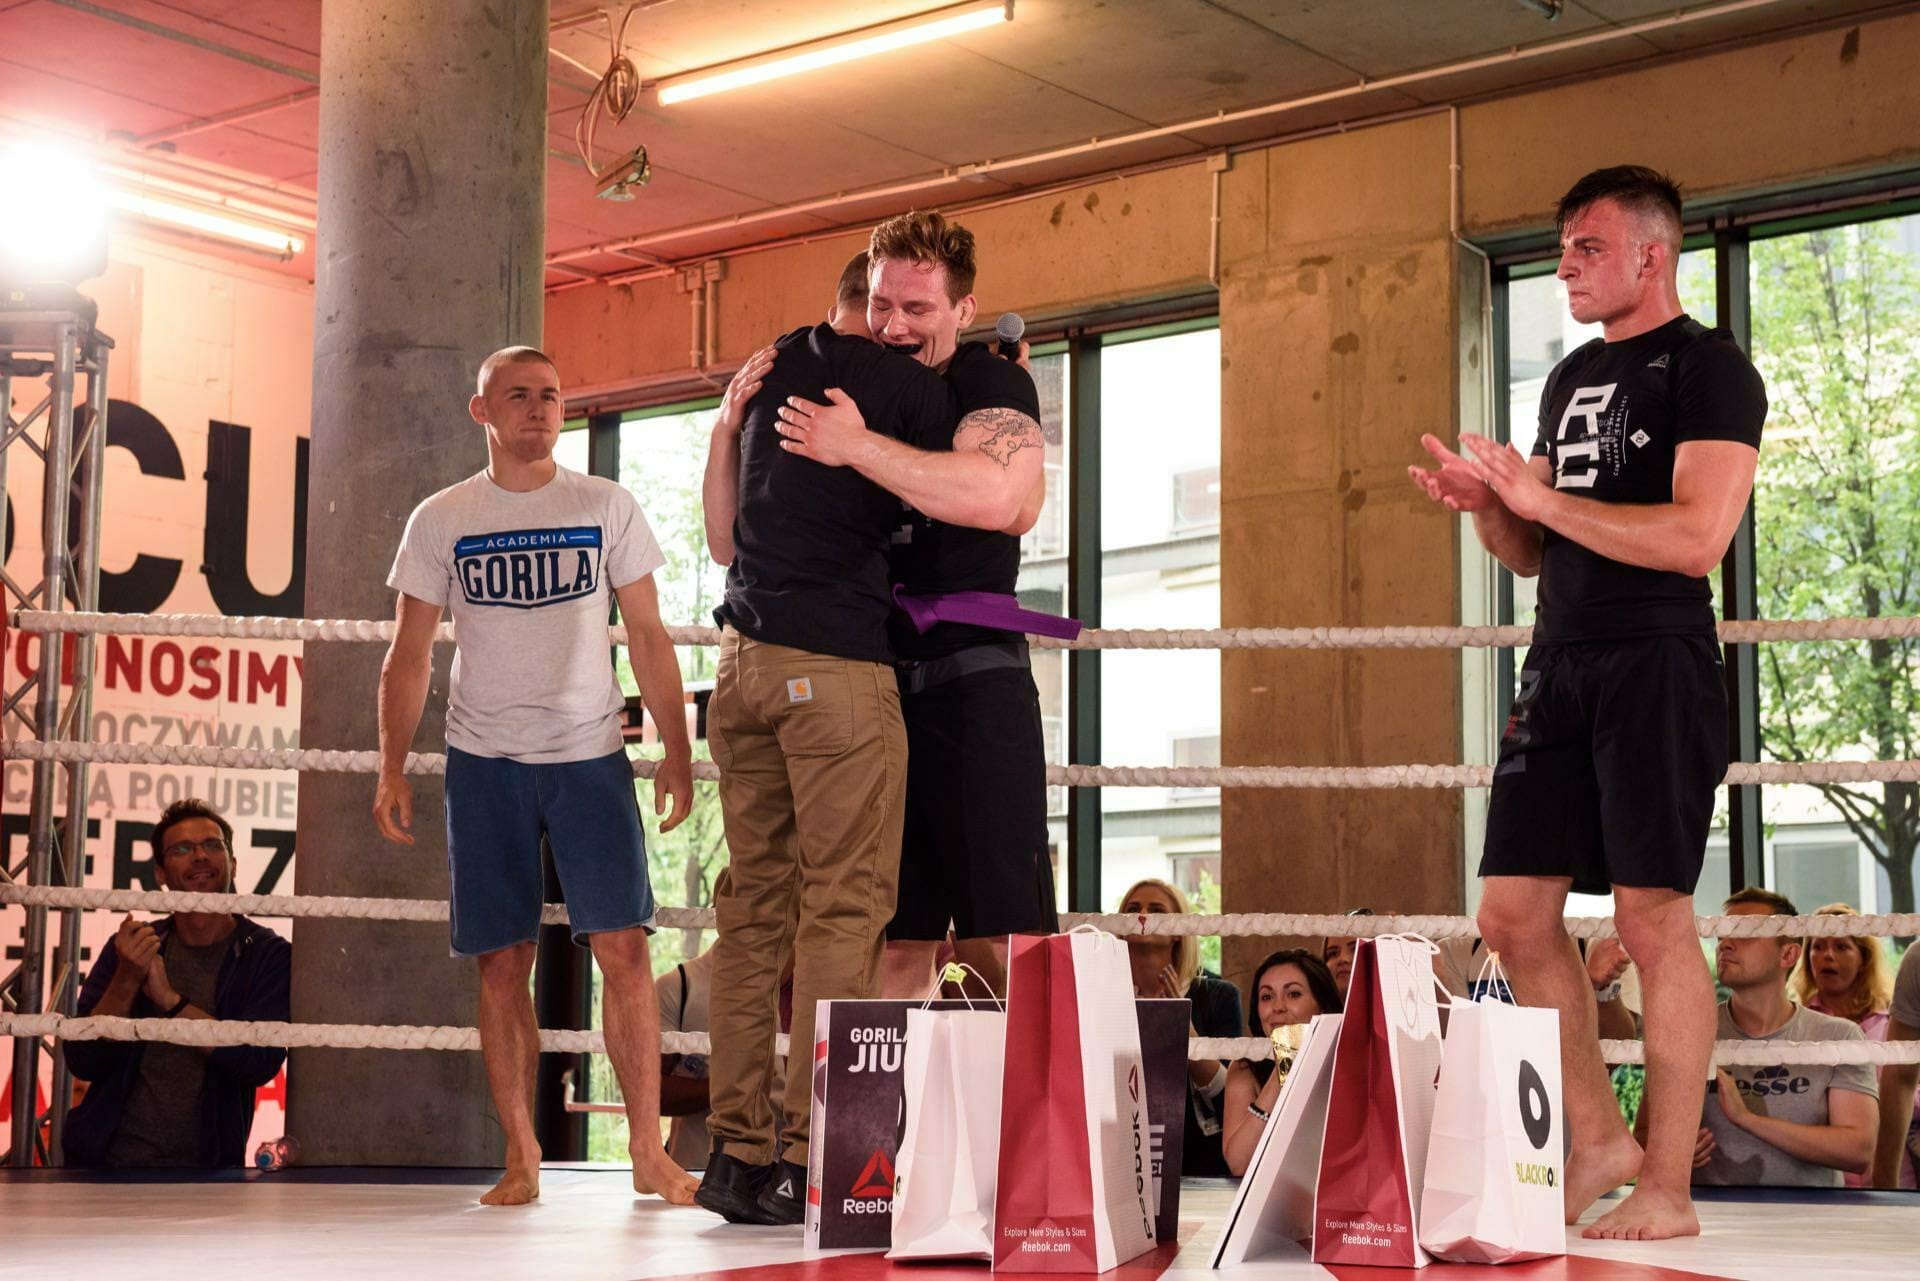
top-left (0, 1010), bottom-right (1912, 1068)
top-left (16, 608), bottom-right (1920, 649)
top-left (7, 607), bottom-right (1918, 1083)
top-left (6, 881), bottom-right (1917, 1066)
top-left (8, 738), bottom-right (1918, 791)
top-left (7, 883), bottom-right (1920, 943)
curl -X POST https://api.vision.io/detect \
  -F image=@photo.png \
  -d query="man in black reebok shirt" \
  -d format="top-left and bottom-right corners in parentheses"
top-left (774, 211), bottom-right (1056, 999)
top-left (1410, 166), bottom-right (1765, 1242)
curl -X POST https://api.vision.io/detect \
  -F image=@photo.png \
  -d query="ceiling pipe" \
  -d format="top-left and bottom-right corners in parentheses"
top-left (547, 0), bottom-right (1808, 269)
top-left (50, 0), bottom-right (317, 82)
top-left (544, 102), bottom-right (1455, 293)
top-left (133, 89), bottom-right (320, 148)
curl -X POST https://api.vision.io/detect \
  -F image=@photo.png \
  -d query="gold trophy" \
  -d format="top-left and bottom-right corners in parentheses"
top-left (1268, 1022), bottom-right (1308, 1091)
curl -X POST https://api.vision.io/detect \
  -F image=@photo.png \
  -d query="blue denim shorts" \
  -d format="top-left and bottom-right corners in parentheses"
top-left (444, 745), bottom-right (656, 956)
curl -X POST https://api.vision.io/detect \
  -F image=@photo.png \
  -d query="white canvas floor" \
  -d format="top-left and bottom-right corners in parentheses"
top-left (4, 1170), bottom-right (1917, 1280)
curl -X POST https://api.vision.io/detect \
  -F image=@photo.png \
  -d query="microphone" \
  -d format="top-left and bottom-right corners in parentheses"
top-left (995, 312), bottom-right (1025, 359)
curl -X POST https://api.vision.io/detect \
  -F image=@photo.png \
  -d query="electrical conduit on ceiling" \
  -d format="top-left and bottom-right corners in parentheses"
top-left (545, 0), bottom-right (1811, 270)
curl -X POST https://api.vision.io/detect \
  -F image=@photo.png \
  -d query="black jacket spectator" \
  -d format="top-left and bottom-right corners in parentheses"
top-left (65, 915), bottom-right (291, 1167)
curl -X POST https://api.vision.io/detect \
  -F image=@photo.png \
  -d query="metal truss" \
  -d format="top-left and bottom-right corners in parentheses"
top-left (3, 303), bottom-right (111, 1166)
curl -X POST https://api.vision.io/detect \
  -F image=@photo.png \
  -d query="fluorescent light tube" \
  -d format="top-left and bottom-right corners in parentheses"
top-left (109, 188), bottom-right (305, 258)
top-left (657, 1), bottom-right (1010, 105)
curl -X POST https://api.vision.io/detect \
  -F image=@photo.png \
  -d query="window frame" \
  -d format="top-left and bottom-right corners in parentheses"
top-left (585, 314), bottom-right (1223, 914)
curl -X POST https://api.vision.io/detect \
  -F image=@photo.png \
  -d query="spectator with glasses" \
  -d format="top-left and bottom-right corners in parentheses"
top-left (64, 799), bottom-right (292, 1167)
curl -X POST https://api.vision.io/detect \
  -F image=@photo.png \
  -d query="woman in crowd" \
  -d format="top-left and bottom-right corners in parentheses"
top-left (1220, 949), bottom-right (1342, 1177)
top-left (1120, 878), bottom-right (1244, 1178)
top-left (1792, 902), bottom-right (1913, 1187)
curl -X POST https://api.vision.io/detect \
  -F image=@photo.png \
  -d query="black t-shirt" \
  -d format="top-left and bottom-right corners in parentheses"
top-left (716, 324), bottom-right (958, 662)
top-left (1529, 315), bottom-right (1766, 643)
top-left (887, 342), bottom-right (1043, 659)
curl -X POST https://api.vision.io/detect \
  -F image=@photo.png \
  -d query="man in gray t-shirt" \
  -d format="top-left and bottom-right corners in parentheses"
top-left (1691, 891), bottom-right (1877, 1188)
top-left (1874, 943), bottom-right (1920, 1187)
top-left (374, 347), bottom-right (697, 1208)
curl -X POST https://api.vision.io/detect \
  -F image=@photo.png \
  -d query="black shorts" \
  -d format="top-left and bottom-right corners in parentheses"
top-left (888, 664), bottom-right (1058, 942)
top-left (1481, 634), bottom-right (1728, 897)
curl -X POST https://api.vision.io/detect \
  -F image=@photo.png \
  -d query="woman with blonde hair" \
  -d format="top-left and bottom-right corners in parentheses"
top-left (1792, 902), bottom-right (1912, 1187)
top-left (1118, 877), bottom-right (1243, 1177)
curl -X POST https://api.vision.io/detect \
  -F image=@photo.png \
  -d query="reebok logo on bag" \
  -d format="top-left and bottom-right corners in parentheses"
top-left (848, 1149), bottom-right (895, 1212)
top-left (1127, 1061), bottom-right (1151, 1237)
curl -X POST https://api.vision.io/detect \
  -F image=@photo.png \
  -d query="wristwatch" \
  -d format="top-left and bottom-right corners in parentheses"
top-left (165, 994), bottom-right (191, 1018)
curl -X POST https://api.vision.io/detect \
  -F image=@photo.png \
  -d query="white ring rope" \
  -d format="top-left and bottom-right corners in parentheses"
top-left (8, 885), bottom-right (1919, 942)
top-left (1, 1013), bottom-right (1910, 1067)
top-left (0, 1013), bottom-right (779, 1057)
top-left (1193, 1036), bottom-right (1920, 1066)
top-left (15, 610), bottom-right (1920, 650)
top-left (9, 739), bottom-right (1917, 791)
top-left (0, 885), bottom-right (714, 929)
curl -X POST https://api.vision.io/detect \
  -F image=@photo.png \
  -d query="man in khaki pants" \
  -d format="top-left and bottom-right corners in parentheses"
top-left (696, 244), bottom-right (1046, 1225)
top-left (693, 259), bottom-right (949, 1226)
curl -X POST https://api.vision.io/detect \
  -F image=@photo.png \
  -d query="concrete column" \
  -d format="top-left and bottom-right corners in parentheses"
top-left (290, 0), bottom-right (548, 1166)
top-left (1216, 116), bottom-right (1464, 997)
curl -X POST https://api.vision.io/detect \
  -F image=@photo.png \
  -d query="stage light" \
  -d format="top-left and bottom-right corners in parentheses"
top-left (0, 140), bottom-right (110, 287)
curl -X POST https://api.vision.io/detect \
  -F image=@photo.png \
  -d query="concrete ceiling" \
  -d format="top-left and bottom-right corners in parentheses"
top-left (0, 0), bottom-right (1908, 290)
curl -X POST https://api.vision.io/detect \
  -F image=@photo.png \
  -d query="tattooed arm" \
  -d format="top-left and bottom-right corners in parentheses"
top-left (775, 391), bottom-right (1045, 532)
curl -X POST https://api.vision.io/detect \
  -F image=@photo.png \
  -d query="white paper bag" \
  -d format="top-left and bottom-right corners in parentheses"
top-left (889, 1006), bottom-right (1007, 1261)
top-left (1418, 962), bottom-right (1565, 1264)
top-left (1210, 1013), bottom-right (1343, 1268)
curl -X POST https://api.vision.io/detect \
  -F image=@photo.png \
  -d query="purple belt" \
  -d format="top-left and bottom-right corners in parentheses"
top-left (891, 586), bottom-right (1082, 640)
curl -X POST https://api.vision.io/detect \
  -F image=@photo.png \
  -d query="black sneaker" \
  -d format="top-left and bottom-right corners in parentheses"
top-left (694, 1147), bottom-right (779, 1225)
top-left (754, 1158), bottom-right (808, 1225)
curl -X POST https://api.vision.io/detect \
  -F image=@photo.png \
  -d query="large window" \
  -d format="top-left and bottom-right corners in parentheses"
top-left (1023, 322), bottom-right (1223, 936)
top-left (1750, 213), bottom-right (1920, 922)
top-left (1096, 326), bottom-right (1222, 956)
top-left (1482, 199), bottom-right (1920, 926)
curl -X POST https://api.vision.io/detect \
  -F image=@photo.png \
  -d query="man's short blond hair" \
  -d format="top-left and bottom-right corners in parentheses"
top-left (476, 346), bottom-right (557, 396)
top-left (868, 210), bottom-right (976, 302)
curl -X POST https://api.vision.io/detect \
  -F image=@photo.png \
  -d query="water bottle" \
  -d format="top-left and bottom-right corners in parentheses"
top-left (253, 1136), bottom-right (298, 1171)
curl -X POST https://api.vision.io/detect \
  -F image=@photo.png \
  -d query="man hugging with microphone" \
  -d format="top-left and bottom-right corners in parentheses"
top-left (773, 211), bottom-right (1063, 1001)
top-left (695, 211), bottom-right (1054, 1224)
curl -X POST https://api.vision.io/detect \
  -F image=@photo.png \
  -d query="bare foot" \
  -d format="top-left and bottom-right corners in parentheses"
top-left (632, 1146), bottom-right (699, 1206)
top-left (480, 1168), bottom-right (540, 1206)
top-left (1582, 1183), bottom-right (1700, 1241)
top-left (1564, 1135), bottom-right (1643, 1225)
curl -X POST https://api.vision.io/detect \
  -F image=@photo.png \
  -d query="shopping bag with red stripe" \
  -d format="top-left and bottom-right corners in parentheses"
top-left (993, 929), bottom-right (1156, 1273)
